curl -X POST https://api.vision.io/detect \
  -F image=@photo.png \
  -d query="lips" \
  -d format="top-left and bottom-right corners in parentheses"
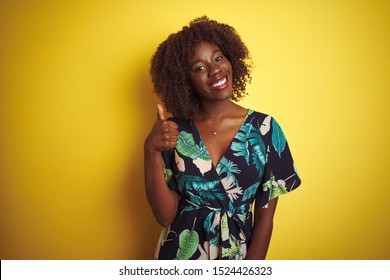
top-left (210, 76), bottom-right (228, 90)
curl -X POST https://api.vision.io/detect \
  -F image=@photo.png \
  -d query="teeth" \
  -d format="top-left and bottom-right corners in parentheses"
top-left (212, 77), bottom-right (227, 88)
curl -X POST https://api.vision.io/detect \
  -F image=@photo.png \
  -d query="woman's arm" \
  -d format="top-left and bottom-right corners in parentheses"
top-left (245, 197), bottom-right (279, 260)
top-left (144, 104), bottom-right (179, 227)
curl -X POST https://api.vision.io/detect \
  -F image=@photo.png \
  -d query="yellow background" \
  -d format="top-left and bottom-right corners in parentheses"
top-left (1, 0), bottom-right (389, 259)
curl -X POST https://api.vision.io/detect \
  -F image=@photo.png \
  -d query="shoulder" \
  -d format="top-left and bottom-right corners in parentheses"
top-left (246, 109), bottom-right (285, 137)
top-left (247, 109), bottom-right (284, 124)
top-left (247, 109), bottom-right (271, 122)
top-left (167, 116), bottom-right (192, 131)
top-left (246, 109), bottom-right (273, 128)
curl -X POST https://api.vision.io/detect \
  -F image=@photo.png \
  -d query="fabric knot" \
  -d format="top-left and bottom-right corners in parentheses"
top-left (179, 199), bottom-right (251, 259)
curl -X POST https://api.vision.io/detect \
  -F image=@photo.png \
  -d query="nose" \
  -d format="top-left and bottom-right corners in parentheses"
top-left (208, 62), bottom-right (221, 77)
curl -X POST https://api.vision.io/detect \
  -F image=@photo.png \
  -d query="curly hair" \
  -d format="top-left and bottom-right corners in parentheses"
top-left (150, 16), bottom-right (252, 120)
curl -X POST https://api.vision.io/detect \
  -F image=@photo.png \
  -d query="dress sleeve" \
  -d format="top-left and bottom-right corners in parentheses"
top-left (255, 117), bottom-right (301, 208)
top-left (161, 148), bottom-right (179, 192)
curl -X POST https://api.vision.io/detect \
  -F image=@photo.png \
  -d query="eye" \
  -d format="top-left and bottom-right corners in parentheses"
top-left (215, 55), bottom-right (223, 62)
top-left (194, 65), bottom-right (205, 72)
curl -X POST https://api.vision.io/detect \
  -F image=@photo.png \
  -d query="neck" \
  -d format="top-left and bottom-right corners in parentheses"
top-left (199, 100), bottom-right (237, 120)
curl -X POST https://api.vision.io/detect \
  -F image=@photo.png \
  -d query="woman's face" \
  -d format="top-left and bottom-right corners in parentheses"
top-left (187, 41), bottom-right (233, 103)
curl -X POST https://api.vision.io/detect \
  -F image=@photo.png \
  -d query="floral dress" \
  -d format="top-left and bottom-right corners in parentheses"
top-left (154, 109), bottom-right (301, 260)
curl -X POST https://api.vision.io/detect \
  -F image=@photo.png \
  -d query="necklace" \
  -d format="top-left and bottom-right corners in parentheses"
top-left (199, 114), bottom-right (219, 135)
top-left (198, 107), bottom-right (236, 136)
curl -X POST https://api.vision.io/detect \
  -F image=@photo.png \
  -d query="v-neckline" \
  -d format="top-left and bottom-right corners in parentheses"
top-left (193, 109), bottom-right (251, 171)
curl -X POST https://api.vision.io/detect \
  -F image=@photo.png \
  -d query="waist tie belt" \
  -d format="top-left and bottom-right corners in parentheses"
top-left (178, 199), bottom-right (252, 260)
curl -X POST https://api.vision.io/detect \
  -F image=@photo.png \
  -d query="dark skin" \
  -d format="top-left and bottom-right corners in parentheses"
top-left (144, 41), bottom-right (278, 259)
top-left (144, 104), bottom-right (179, 227)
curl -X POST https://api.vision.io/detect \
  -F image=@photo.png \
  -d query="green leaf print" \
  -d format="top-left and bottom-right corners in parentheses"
top-left (271, 118), bottom-right (286, 158)
top-left (242, 182), bottom-right (260, 201)
top-left (178, 173), bottom-right (225, 202)
top-left (231, 124), bottom-right (253, 163)
top-left (217, 157), bottom-right (241, 185)
top-left (228, 200), bottom-right (236, 214)
top-left (209, 236), bottom-right (220, 247)
top-left (186, 190), bottom-right (205, 206)
top-left (270, 180), bottom-right (288, 200)
top-left (160, 227), bottom-right (169, 246)
top-left (232, 123), bottom-right (266, 175)
top-left (203, 211), bottom-right (218, 234)
top-left (177, 174), bottom-right (217, 190)
top-left (203, 212), bottom-right (213, 232)
top-left (162, 160), bottom-right (173, 182)
top-left (237, 213), bottom-right (246, 222)
top-left (221, 212), bottom-right (229, 241)
top-left (198, 188), bottom-right (225, 201)
top-left (262, 175), bottom-right (274, 191)
top-left (251, 143), bottom-right (266, 175)
top-left (228, 200), bottom-right (246, 215)
top-left (175, 228), bottom-right (199, 260)
top-left (176, 131), bottom-right (209, 160)
top-left (262, 173), bottom-right (288, 200)
top-left (221, 234), bottom-right (241, 260)
top-left (228, 201), bottom-right (247, 223)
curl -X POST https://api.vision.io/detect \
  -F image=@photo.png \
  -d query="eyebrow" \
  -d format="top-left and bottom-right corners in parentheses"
top-left (189, 49), bottom-right (222, 67)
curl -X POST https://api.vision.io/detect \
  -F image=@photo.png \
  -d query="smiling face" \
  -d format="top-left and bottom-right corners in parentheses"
top-left (187, 41), bottom-right (233, 103)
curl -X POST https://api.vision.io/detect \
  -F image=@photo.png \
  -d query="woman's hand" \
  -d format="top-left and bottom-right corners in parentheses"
top-left (144, 104), bottom-right (180, 227)
top-left (144, 104), bottom-right (179, 152)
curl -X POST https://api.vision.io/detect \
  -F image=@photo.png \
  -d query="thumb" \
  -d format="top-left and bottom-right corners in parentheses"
top-left (157, 104), bottom-right (165, 121)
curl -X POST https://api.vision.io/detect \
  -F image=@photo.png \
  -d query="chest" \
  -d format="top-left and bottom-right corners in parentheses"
top-left (194, 120), bottom-right (244, 167)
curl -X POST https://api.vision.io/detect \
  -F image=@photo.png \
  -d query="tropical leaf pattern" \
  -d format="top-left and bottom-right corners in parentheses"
top-left (217, 156), bottom-right (241, 186)
top-left (175, 228), bottom-right (199, 259)
top-left (176, 131), bottom-right (210, 160)
top-left (162, 160), bottom-right (173, 182)
top-left (242, 182), bottom-right (260, 201)
top-left (262, 173), bottom-right (288, 200)
top-left (231, 122), bottom-right (267, 176)
top-left (154, 110), bottom-right (301, 260)
top-left (271, 118), bottom-right (287, 158)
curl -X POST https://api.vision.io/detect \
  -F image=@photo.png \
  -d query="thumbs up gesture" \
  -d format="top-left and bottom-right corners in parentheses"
top-left (157, 104), bottom-right (166, 121)
top-left (145, 104), bottom-right (179, 152)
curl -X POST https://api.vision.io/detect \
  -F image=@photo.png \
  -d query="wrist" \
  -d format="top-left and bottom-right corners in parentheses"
top-left (144, 137), bottom-right (160, 156)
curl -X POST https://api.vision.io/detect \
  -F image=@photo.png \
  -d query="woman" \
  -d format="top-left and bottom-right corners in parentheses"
top-left (144, 16), bottom-right (301, 260)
